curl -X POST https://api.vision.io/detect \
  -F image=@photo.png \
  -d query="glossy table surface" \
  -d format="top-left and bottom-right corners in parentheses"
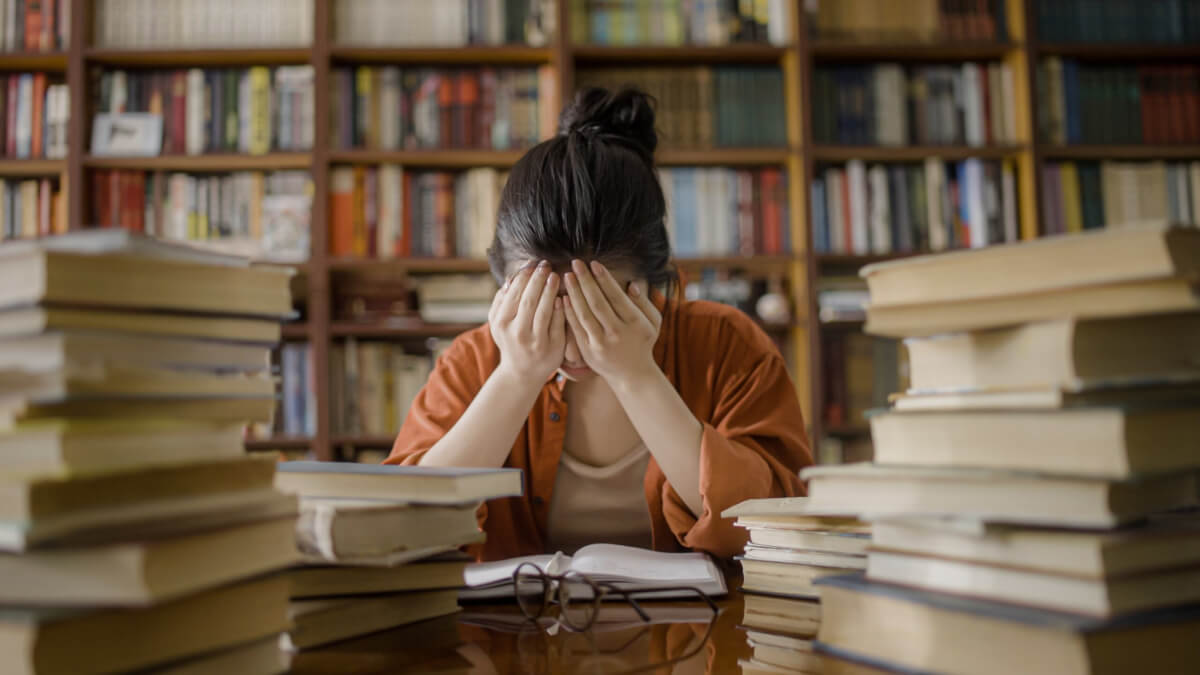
top-left (290, 587), bottom-right (752, 674)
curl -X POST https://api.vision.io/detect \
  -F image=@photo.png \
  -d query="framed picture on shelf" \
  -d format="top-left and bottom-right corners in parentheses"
top-left (90, 113), bottom-right (163, 157)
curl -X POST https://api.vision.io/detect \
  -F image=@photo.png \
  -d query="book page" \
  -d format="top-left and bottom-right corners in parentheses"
top-left (568, 544), bottom-right (717, 583)
top-left (463, 553), bottom-right (560, 588)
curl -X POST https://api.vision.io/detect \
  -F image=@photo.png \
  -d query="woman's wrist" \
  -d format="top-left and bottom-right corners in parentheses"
top-left (492, 361), bottom-right (551, 398)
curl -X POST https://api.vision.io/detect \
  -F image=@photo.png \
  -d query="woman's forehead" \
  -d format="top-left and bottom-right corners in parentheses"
top-left (505, 258), bottom-right (637, 281)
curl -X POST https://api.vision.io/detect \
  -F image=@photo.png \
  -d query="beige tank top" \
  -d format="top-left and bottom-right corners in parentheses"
top-left (544, 443), bottom-right (654, 555)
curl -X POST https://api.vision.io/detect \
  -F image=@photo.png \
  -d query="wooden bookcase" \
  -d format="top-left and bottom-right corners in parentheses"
top-left (2, 0), bottom-right (1197, 460)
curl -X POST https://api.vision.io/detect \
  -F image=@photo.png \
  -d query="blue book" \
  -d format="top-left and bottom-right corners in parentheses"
top-left (275, 461), bottom-right (524, 503)
top-left (811, 177), bottom-right (828, 253)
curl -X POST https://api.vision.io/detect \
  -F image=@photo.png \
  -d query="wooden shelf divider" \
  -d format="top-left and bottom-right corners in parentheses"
top-left (1039, 145), bottom-right (1200, 161)
top-left (328, 149), bottom-right (525, 167)
top-left (84, 47), bottom-right (312, 66)
top-left (811, 145), bottom-right (1026, 162)
top-left (0, 51), bottom-right (68, 70)
top-left (809, 40), bottom-right (1015, 61)
top-left (655, 148), bottom-right (792, 166)
top-left (571, 44), bottom-right (788, 63)
top-left (83, 153), bottom-right (314, 171)
top-left (330, 45), bottom-right (552, 64)
top-left (0, 159), bottom-right (67, 176)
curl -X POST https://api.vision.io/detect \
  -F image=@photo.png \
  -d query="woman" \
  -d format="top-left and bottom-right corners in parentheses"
top-left (385, 87), bottom-right (812, 561)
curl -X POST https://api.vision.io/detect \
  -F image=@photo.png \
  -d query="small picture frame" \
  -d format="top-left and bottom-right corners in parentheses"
top-left (91, 113), bottom-right (163, 157)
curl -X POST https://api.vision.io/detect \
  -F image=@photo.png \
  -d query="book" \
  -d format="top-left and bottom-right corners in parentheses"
top-left (145, 636), bottom-right (289, 675)
top-left (0, 419), bottom-right (247, 478)
top-left (3, 331), bottom-right (271, 375)
top-left (274, 461), bottom-right (523, 505)
top-left (741, 589), bottom-right (822, 637)
top-left (8, 361), bottom-right (274, 403)
top-left (814, 573), bottom-right (1200, 675)
top-left (94, 0), bottom-right (313, 48)
top-left (861, 222), bottom-right (1200, 310)
top-left (1044, 161), bottom-right (1200, 230)
top-left (285, 589), bottom-right (460, 651)
top-left (740, 557), bottom-right (863, 598)
top-left (867, 547), bottom-right (1200, 617)
top-left (801, 463), bottom-right (1199, 528)
top-left (743, 544), bottom-right (867, 570)
top-left (288, 557), bottom-right (468, 599)
top-left (869, 404), bottom-right (1200, 479)
top-left (904, 313), bottom-right (1200, 394)
top-left (891, 381), bottom-right (1200, 412)
top-left (0, 575), bottom-right (289, 675)
top-left (870, 513), bottom-right (1200, 579)
top-left (461, 543), bottom-right (727, 598)
top-left (743, 528), bottom-right (871, 555)
top-left (2, 396), bottom-right (277, 431)
top-left (0, 233), bottom-right (295, 318)
top-left (295, 499), bottom-right (481, 563)
top-left (0, 516), bottom-right (297, 606)
top-left (0, 458), bottom-right (290, 552)
top-left (0, 306), bottom-right (282, 345)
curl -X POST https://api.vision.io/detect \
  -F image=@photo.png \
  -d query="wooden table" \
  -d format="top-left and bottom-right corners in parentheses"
top-left (290, 589), bottom-right (751, 674)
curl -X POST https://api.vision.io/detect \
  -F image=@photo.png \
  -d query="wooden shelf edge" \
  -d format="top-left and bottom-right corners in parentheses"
top-left (327, 257), bottom-right (492, 272)
top-left (330, 321), bottom-right (480, 337)
top-left (0, 51), bottom-right (68, 70)
top-left (656, 148), bottom-right (792, 166)
top-left (572, 44), bottom-right (788, 63)
top-left (331, 435), bottom-right (397, 448)
top-left (85, 47), bottom-right (312, 66)
top-left (329, 149), bottom-right (525, 167)
top-left (810, 40), bottom-right (1015, 61)
top-left (1040, 145), bottom-right (1200, 161)
top-left (83, 153), bottom-right (314, 171)
top-left (331, 45), bottom-right (552, 64)
top-left (811, 145), bottom-right (1025, 162)
top-left (1036, 43), bottom-right (1200, 59)
top-left (816, 252), bottom-right (923, 266)
top-left (0, 159), bottom-right (67, 175)
top-left (674, 255), bottom-right (798, 267)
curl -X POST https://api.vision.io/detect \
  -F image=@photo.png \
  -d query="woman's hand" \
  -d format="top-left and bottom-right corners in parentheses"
top-left (563, 259), bottom-right (663, 389)
top-left (488, 261), bottom-right (566, 383)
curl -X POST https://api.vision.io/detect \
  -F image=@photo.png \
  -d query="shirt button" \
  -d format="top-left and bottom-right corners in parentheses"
top-left (549, 412), bottom-right (561, 422)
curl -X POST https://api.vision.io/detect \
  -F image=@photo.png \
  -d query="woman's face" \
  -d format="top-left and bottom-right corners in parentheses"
top-left (505, 258), bottom-right (649, 382)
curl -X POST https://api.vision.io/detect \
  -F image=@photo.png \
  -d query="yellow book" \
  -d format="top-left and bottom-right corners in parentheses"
top-left (248, 66), bottom-right (271, 156)
top-left (1060, 162), bottom-right (1083, 233)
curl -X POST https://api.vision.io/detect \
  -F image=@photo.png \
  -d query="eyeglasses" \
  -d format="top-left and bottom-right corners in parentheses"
top-left (510, 562), bottom-right (719, 633)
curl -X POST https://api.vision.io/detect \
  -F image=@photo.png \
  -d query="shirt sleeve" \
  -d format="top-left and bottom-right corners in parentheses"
top-left (660, 352), bottom-right (813, 558)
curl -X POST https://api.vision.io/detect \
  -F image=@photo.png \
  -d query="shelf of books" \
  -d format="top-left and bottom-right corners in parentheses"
top-left (15, 0), bottom-right (1198, 462)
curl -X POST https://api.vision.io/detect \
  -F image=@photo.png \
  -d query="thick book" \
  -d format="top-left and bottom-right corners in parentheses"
top-left (0, 457), bottom-right (290, 551)
top-left (722, 496), bottom-right (866, 532)
top-left (1, 396), bottom-right (277, 431)
top-left (275, 461), bottom-right (522, 505)
top-left (289, 557), bottom-right (469, 599)
top-left (801, 463), bottom-right (1198, 528)
top-left (903, 313), bottom-right (1200, 394)
top-left (285, 589), bottom-right (459, 651)
top-left (0, 516), bottom-right (297, 606)
top-left (814, 573), bottom-right (1200, 675)
top-left (891, 381), bottom-right (1200, 412)
top-left (743, 528), bottom-right (871, 556)
top-left (741, 589), bottom-right (821, 638)
top-left (0, 306), bottom-right (282, 345)
top-left (0, 418), bottom-right (246, 478)
top-left (461, 543), bottom-right (727, 599)
top-left (1, 331), bottom-right (271, 374)
top-left (0, 575), bottom-right (289, 675)
top-left (6, 364), bottom-right (274, 406)
top-left (867, 548), bottom-right (1200, 617)
top-left (740, 557), bottom-right (863, 598)
top-left (869, 404), bottom-right (1200, 479)
top-left (146, 636), bottom-right (288, 675)
top-left (870, 513), bottom-right (1200, 579)
top-left (295, 498), bottom-right (481, 564)
top-left (0, 231), bottom-right (294, 318)
top-left (743, 543), bottom-right (866, 570)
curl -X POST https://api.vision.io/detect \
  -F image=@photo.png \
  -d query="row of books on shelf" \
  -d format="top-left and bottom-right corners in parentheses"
top-left (0, 74), bottom-right (66, 160)
top-left (1041, 160), bottom-right (1200, 234)
top-left (811, 158), bottom-right (1019, 255)
top-left (279, 342), bottom-right (317, 437)
top-left (333, 66), bottom-right (554, 152)
top-left (1036, 0), bottom-right (1200, 43)
top-left (96, 67), bottom-right (315, 156)
top-left (808, 0), bottom-right (1009, 42)
top-left (0, 0), bottom-right (68, 52)
top-left (569, 0), bottom-right (793, 46)
top-left (330, 165), bottom-right (504, 259)
top-left (94, 0), bottom-right (313, 48)
top-left (577, 67), bottom-right (786, 148)
top-left (821, 331), bottom-right (905, 433)
top-left (813, 62), bottom-right (1016, 147)
top-left (330, 339), bottom-right (435, 437)
top-left (660, 166), bottom-right (791, 257)
top-left (0, 176), bottom-right (64, 240)
top-left (335, 0), bottom-right (551, 47)
top-left (89, 169), bottom-right (312, 263)
top-left (1039, 60), bottom-right (1200, 145)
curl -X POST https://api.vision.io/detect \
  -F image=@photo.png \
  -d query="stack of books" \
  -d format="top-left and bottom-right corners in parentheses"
top-left (0, 230), bottom-right (300, 673)
top-left (274, 461), bottom-right (523, 650)
top-left (801, 224), bottom-right (1200, 674)
top-left (722, 498), bottom-right (868, 675)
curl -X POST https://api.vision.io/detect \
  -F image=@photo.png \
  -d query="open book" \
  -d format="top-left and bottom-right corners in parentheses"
top-left (460, 544), bottom-right (727, 600)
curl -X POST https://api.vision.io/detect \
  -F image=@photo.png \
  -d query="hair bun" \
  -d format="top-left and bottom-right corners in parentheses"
top-left (558, 87), bottom-right (658, 157)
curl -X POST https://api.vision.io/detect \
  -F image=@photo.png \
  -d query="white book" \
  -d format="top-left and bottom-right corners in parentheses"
top-left (1001, 160), bottom-right (1018, 242)
top-left (1000, 65), bottom-right (1016, 145)
top-left (924, 158), bottom-right (947, 251)
top-left (1175, 163), bottom-right (1192, 225)
top-left (767, 0), bottom-right (793, 45)
top-left (868, 164), bottom-right (891, 254)
top-left (846, 160), bottom-right (869, 255)
top-left (5, 0), bottom-right (15, 51)
top-left (461, 544), bottom-right (727, 600)
top-left (15, 75), bottom-right (32, 159)
top-left (185, 69), bottom-right (205, 155)
top-left (827, 169), bottom-right (845, 254)
top-left (962, 63), bottom-right (983, 147)
top-left (965, 159), bottom-right (987, 247)
top-left (379, 67), bottom-right (400, 149)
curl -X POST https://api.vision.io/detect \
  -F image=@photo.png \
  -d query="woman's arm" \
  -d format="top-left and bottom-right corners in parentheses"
top-left (412, 262), bottom-right (565, 468)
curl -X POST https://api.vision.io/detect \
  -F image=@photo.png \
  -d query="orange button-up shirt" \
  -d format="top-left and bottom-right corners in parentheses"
top-left (385, 299), bottom-right (813, 561)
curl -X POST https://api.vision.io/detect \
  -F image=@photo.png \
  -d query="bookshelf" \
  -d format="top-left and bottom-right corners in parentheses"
top-left (12, 0), bottom-right (1198, 460)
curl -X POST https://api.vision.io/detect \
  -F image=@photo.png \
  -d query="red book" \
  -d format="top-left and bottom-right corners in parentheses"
top-left (92, 170), bottom-right (107, 228)
top-left (6, 76), bottom-right (17, 157)
top-left (459, 72), bottom-right (480, 149)
top-left (40, 0), bottom-right (54, 52)
top-left (30, 73), bottom-right (44, 158)
top-left (1185, 66), bottom-right (1200, 143)
top-left (171, 71), bottom-right (187, 154)
top-left (478, 68), bottom-right (496, 150)
top-left (1140, 67), bottom-right (1157, 144)
top-left (24, 0), bottom-right (42, 52)
top-left (398, 171), bottom-right (412, 256)
top-left (352, 166), bottom-right (367, 257)
top-left (329, 168), bottom-right (355, 257)
top-left (434, 173), bottom-right (454, 258)
top-left (438, 75), bottom-right (454, 149)
top-left (760, 168), bottom-right (782, 255)
top-left (840, 169), bottom-right (853, 254)
top-left (735, 170), bottom-right (754, 256)
top-left (108, 170), bottom-right (121, 231)
top-left (976, 0), bottom-right (995, 40)
top-left (1168, 67), bottom-right (1187, 144)
top-left (364, 167), bottom-right (378, 258)
top-left (134, 172), bottom-right (146, 233)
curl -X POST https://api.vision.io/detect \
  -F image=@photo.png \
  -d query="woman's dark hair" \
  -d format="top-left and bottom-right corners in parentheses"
top-left (488, 86), bottom-right (676, 296)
